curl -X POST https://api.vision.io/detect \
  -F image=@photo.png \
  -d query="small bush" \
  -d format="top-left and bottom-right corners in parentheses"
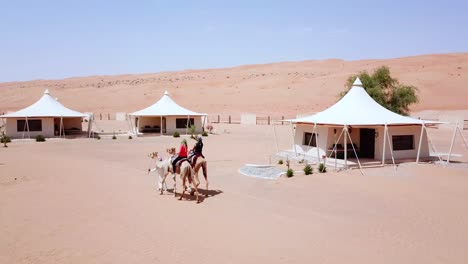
top-left (35, 135), bottom-right (46, 142)
top-left (112, 135), bottom-right (117, 140)
top-left (278, 159), bottom-right (283, 165)
top-left (286, 168), bottom-right (294, 178)
top-left (173, 131), bottom-right (180, 138)
top-left (128, 135), bottom-right (133, 139)
top-left (318, 163), bottom-right (327, 173)
top-left (96, 135), bottom-right (101, 140)
top-left (304, 164), bottom-right (313, 175)
top-left (202, 131), bottom-right (208, 137)
top-left (1, 135), bottom-right (11, 143)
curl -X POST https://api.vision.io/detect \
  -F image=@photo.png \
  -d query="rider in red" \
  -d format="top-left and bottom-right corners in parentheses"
top-left (172, 139), bottom-right (188, 173)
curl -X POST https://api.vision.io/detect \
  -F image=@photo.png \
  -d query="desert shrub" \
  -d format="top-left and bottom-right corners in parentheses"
top-left (202, 131), bottom-right (208, 137)
top-left (173, 131), bottom-right (180, 138)
top-left (286, 169), bottom-right (294, 178)
top-left (128, 135), bottom-right (133, 139)
top-left (35, 135), bottom-right (46, 142)
top-left (318, 163), bottom-right (327, 173)
top-left (96, 135), bottom-right (101, 140)
top-left (1, 135), bottom-right (11, 143)
top-left (278, 159), bottom-right (283, 165)
top-left (112, 135), bottom-right (117, 140)
top-left (304, 164), bottom-right (313, 175)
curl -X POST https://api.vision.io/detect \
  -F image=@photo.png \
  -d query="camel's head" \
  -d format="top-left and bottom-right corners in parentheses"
top-left (166, 148), bottom-right (176, 155)
top-left (148, 152), bottom-right (158, 159)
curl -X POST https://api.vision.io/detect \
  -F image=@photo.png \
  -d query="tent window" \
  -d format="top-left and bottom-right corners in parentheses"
top-left (303, 132), bottom-right (317, 147)
top-left (176, 118), bottom-right (194, 129)
top-left (392, 135), bottom-right (414, 151)
top-left (17, 119), bottom-right (42, 132)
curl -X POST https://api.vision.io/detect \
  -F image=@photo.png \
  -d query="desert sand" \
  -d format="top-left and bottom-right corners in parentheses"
top-left (0, 53), bottom-right (467, 119)
top-left (1, 123), bottom-right (468, 264)
top-left (1, 53), bottom-right (468, 263)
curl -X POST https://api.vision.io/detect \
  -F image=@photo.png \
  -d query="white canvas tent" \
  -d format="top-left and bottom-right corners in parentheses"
top-left (286, 78), bottom-right (444, 170)
top-left (129, 91), bottom-right (207, 136)
top-left (0, 89), bottom-right (89, 138)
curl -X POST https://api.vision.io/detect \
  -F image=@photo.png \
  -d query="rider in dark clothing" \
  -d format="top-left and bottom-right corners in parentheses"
top-left (189, 136), bottom-right (204, 163)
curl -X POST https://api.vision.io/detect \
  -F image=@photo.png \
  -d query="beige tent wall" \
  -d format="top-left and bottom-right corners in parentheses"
top-left (293, 124), bottom-right (329, 157)
top-left (165, 116), bottom-right (203, 134)
top-left (378, 125), bottom-right (430, 160)
top-left (325, 126), bottom-right (361, 150)
top-left (5, 117), bottom-right (54, 138)
top-left (138, 116), bottom-right (162, 132)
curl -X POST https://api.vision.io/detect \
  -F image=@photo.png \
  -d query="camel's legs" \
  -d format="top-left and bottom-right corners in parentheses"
top-left (203, 163), bottom-right (208, 195)
top-left (159, 172), bottom-right (169, 195)
top-left (179, 176), bottom-right (186, 200)
top-left (173, 172), bottom-right (177, 198)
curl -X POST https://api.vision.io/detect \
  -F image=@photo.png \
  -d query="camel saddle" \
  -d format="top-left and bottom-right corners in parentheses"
top-left (174, 158), bottom-right (188, 174)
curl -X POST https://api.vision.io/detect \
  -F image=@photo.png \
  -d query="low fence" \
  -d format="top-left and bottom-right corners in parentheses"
top-left (209, 114), bottom-right (290, 125)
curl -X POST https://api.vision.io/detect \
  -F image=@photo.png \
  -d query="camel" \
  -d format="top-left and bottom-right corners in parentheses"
top-left (190, 155), bottom-right (209, 196)
top-left (152, 150), bottom-right (200, 203)
top-left (148, 152), bottom-right (172, 194)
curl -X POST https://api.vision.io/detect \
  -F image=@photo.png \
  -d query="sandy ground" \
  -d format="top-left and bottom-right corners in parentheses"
top-left (1, 124), bottom-right (468, 264)
top-left (0, 53), bottom-right (467, 119)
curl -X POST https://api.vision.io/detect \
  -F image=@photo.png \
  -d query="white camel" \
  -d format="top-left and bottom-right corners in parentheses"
top-left (151, 151), bottom-right (200, 203)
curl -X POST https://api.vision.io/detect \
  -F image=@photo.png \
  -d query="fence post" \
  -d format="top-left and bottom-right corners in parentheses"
top-left (100, 113), bottom-right (102, 120)
top-left (268, 116), bottom-right (270, 125)
top-left (282, 116), bottom-right (284, 125)
top-left (217, 115), bottom-right (220, 123)
top-left (229, 115), bottom-right (231, 124)
top-left (108, 113), bottom-right (110, 120)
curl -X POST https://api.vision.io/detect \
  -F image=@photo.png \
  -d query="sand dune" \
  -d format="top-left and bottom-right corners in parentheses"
top-left (0, 53), bottom-right (467, 118)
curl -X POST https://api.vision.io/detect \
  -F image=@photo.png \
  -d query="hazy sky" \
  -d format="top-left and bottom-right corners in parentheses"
top-left (1, 0), bottom-right (467, 82)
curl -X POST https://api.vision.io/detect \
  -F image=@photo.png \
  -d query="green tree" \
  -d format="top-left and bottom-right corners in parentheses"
top-left (340, 66), bottom-right (419, 115)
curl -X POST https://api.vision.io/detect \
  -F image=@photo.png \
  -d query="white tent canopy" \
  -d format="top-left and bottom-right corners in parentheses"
top-left (130, 91), bottom-right (206, 117)
top-left (1, 89), bottom-right (87, 118)
top-left (289, 78), bottom-right (441, 126)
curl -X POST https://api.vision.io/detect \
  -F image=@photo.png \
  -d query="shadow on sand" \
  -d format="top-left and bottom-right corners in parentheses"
top-left (159, 188), bottom-right (223, 203)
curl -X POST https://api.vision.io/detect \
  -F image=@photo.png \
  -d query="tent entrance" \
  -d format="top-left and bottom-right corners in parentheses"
top-left (360, 128), bottom-right (375, 159)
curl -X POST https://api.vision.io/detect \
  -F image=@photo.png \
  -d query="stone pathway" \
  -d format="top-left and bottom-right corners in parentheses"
top-left (238, 165), bottom-right (285, 180)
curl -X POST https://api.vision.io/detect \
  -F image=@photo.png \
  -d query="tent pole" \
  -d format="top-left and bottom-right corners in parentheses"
top-left (60, 116), bottom-right (64, 138)
top-left (382, 124), bottom-right (387, 165)
top-left (22, 117), bottom-right (27, 139)
top-left (447, 122), bottom-right (458, 163)
top-left (26, 116), bottom-right (30, 139)
top-left (426, 128), bottom-right (443, 163)
top-left (344, 125), bottom-right (348, 169)
top-left (290, 122), bottom-right (297, 157)
top-left (185, 115), bottom-right (190, 135)
top-left (137, 117), bottom-right (140, 136)
top-left (416, 121), bottom-right (425, 164)
top-left (386, 126), bottom-right (397, 171)
top-left (314, 123), bottom-right (320, 164)
top-left (273, 124), bottom-right (279, 153)
top-left (458, 125), bottom-right (468, 149)
top-left (327, 127), bottom-right (345, 171)
top-left (346, 127), bottom-right (363, 175)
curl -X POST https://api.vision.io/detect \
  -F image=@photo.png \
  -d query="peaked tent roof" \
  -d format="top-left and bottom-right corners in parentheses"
top-left (290, 78), bottom-right (441, 126)
top-left (1, 90), bottom-right (87, 118)
top-left (130, 91), bottom-right (206, 116)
